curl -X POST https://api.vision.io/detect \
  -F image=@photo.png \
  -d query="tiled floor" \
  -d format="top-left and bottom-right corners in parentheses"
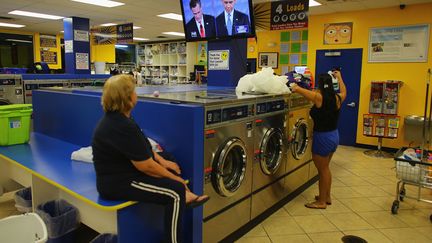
top-left (237, 146), bottom-right (432, 243)
top-left (1, 146), bottom-right (431, 242)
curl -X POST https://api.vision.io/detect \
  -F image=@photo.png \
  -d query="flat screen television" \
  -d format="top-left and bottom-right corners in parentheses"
top-left (180, 0), bottom-right (255, 42)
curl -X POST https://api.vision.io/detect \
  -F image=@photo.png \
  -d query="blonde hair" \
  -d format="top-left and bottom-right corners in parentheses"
top-left (101, 74), bottom-right (136, 113)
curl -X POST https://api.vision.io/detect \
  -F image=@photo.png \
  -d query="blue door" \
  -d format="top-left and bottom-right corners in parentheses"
top-left (315, 49), bottom-right (362, 146)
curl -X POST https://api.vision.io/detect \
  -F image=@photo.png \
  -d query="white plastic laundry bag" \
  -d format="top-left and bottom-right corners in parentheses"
top-left (236, 67), bottom-right (291, 94)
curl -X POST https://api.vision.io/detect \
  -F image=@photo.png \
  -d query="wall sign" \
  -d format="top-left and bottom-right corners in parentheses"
top-left (65, 40), bottom-right (73, 53)
top-left (91, 23), bottom-right (133, 45)
top-left (270, 0), bottom-right (309, 30)
top-left (259, 52), bottom-right (279, 68)
top-left (40, 35), bottom-right (57, 48)
top-left (40, 51), bottom-right (57, 64)
top-left (74, 30), bottom-right (89, 42)
top-left (75, 52), bottom-right (89, 70)
top-left (368, 24), bottom-right (430, 62)
top-left (208, 50), bottom-right (230, 70)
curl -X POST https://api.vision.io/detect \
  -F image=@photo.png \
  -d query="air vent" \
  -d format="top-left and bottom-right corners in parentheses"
top-left (156, 36), bottom-right (167, 38)
top-left (0, 16), bottom-right (15, 20)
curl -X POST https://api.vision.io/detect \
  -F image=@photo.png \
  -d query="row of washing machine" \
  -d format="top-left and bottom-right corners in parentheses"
top-left (202, 92), bottom-right (317, 243)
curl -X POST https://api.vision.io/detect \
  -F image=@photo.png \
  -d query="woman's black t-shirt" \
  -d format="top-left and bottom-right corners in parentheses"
top-left (310, 95), bottom-right (341, 132)
top-left (92, 111), bottom-right (153, 188)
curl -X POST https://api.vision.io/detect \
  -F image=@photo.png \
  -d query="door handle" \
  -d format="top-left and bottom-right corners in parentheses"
top-left (347, 102), bottom-right (356, 107)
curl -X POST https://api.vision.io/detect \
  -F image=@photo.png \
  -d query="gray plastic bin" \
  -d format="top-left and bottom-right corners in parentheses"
top-left (14, 187), bottom-right (32, 212)
top-left (35, 199), bottom-right (80, 243)
top-left (404, 115), bottom-right (431, 143)
top-left (90, 233), bottom-right (118, 243)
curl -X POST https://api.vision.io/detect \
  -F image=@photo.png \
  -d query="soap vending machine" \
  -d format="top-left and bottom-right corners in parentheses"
top-left (369, 81), bottom-right (402, 114)
top-left (369, 82), bottom-right (384, 113)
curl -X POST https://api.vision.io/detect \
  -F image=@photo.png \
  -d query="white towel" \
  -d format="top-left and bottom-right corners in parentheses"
top-left (71, 146), bottom-right (93, 163)
top-left (70, 137), bottom-right (163, 163)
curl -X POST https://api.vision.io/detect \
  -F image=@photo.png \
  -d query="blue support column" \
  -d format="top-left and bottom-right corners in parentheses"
top-left (63, 17), bottom-right (91, 74)
top-left (207, 39), bottom-right (247, 87)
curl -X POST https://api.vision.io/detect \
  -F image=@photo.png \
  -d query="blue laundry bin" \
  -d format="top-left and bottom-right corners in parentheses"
top-left (90, 233), bottom-right (118, 243)
top-left (35, 199), bottom-right (80, 243)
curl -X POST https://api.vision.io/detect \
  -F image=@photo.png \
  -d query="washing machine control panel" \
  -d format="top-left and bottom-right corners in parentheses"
top-left (256, 99), bottom-right (286, 114)
top-left (206, 104), bottom-right (253, 125)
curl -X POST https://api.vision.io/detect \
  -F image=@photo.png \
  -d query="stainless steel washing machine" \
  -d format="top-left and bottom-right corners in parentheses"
top-left (0, 75), bottom-right (23, 104)
top-left (284, 94), bottom-right (314, 192)
top-left (203, 101), bottom-right (254, 243)
top-left (251, 97), bottom-right (287, 219)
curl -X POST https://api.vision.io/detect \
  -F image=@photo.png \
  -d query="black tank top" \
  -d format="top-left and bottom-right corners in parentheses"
top-left (310, 95), bottom-right (341, 132)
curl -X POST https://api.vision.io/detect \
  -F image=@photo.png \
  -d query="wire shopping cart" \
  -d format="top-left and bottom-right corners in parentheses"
top-left (392, 147), bottom-right (432, 223)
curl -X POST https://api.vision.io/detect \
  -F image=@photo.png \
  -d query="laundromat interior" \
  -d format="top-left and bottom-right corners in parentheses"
top-left (1, 0), bottom-right (432, 242)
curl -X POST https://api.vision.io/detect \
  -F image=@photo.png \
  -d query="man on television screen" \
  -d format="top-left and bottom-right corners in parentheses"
top-left (186, 0), bottom-right (216, 40)
top-left (216, 0), bottom-right (250, 37)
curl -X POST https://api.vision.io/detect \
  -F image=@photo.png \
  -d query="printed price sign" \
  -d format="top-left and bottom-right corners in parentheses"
top-left (271, 0), bottom-right (309, 30)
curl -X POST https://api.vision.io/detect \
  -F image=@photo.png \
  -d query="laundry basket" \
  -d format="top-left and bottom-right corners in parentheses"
top-left (0, 212), bottom-right (47, 243)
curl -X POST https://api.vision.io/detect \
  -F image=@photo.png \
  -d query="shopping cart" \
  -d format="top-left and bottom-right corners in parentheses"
top-left (392, 147), bottom-right (432, 223)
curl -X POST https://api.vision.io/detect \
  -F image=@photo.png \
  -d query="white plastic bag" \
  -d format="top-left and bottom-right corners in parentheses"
top-left (236, 67), bottom-right (291, 94)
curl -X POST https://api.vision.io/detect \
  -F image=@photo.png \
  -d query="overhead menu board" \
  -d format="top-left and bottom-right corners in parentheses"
top-left (368, 24), bottom-right (430, 63)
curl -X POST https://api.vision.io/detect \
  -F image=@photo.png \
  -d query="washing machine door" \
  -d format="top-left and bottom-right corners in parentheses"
top-left (259, 128), bottom-right (284, 175)
top-left (290, 118), bottom-right (309, 160)
top-left (212, 137), bottom-right (247, 197)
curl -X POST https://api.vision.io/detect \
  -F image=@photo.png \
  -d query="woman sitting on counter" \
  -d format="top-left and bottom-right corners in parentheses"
top-left (92, 74), bottom-right (209, 243)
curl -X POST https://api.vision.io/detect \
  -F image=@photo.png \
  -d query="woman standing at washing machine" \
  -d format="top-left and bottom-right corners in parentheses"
top-left (92, 74), bottom-right (209, 242)
top-left (290, 70), bottom-right (346, 209)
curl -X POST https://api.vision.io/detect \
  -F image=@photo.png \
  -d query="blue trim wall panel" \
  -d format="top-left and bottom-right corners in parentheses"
top-left (63, 17), bottom-right (91, 74)
top-left (207, 39), bottom-right (247, 87)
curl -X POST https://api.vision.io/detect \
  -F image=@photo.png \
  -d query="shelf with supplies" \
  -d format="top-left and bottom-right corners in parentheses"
top-left (137, 41), bottom-right (196, 85)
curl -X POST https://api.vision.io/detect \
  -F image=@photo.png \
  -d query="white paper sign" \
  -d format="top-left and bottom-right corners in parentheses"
top-left (208, 50), bottom-right (230, 70)
top-left (75, 53), bottom-right (89, 70)
top-left (74, 30), bottom-right (89, 42)
top-left (65, 40), bottom-right (73, 53)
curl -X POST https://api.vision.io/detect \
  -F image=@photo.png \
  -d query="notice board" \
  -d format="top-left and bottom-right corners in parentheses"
top-left (368, 24), bottom-right (430, 63)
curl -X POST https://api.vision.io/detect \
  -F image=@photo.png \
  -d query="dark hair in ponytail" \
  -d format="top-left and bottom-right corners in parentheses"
top-left (317, 73), bottom-right (337, 110)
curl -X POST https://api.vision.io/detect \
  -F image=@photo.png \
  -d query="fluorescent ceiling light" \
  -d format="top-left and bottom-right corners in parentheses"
top-left (9, 10), bottom-right (64, 20)
top-left (162, 32), bottom-right (185, 37)
top-left (309, 0), bottom-right (322, 7)
top-left (157, 13), bottom-right (183, 21)
top-left (115, 44), bottom-right (128, 48)
top-left (0, 22), bottom-right (25, 28)
top-left (71, 0), bottom-right (124, 8)
top-left (5, 38), bottom-right (32, 43)
top-left (133, 26), bottom-right (141, 30)
top-left (100, 23), bottom-right (117, 26)
top-left (133, 37), bottom-right (149, 41)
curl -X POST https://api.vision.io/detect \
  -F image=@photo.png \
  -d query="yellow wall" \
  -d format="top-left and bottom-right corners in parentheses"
top-left (90, 43), bottom-right (115, 63)
top-left (255, 30), bottom-right (283, 74)
top-left (33, 33), bottom-right (63, 70)
top-left (307, 3), bottom-right (432, 149)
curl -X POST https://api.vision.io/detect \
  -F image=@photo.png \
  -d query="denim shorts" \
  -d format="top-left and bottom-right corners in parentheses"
top-left (312, 130), bottom-right (339, 156)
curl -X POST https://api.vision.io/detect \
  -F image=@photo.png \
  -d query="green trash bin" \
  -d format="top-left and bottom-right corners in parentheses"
top-left (0, 104), bottom-right (32, 146)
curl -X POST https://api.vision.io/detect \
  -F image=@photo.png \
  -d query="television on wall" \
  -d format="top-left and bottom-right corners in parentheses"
top-left (179, 0), bottom-right (255, 42)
